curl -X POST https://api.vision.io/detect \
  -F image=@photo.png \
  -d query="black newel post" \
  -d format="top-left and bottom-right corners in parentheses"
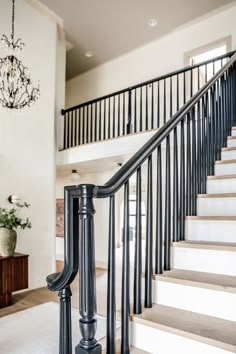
top-left (75, 185), bottom-right (102, 354)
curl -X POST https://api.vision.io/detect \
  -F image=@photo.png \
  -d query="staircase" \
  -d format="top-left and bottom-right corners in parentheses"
top-left (47, 52), bottom-right (236, 354)
top-left (130, 124), bottom-right (236, 354)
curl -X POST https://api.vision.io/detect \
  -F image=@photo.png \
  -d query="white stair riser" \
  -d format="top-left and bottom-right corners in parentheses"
top-left (185, 220), bottom-right (236, 243)
top-left (197, 197), bottom-right (236, 216)
top-left (153, 280), bottom-right (236, 321)
top-left (222, 150), bottom-right (236, 160)
top-left (131, 322), bottom-right (231, 354)
top-left (207, 178), bottom-right (236, 193)
top-left (215, 163), bottom-right (236, 175)
top-left (173, 247), bottom-right (236, 276)
top-left (232, 130), bottom-right (236, 136)
top-left (228, 139), bottom-right (236, 147)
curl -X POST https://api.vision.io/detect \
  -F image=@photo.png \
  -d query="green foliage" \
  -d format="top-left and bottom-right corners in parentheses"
top-left (0, 201), bottom-right (32, 231)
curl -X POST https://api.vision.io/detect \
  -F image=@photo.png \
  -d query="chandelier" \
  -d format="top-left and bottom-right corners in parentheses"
top-left (0, 0), bottom-right (40, 109)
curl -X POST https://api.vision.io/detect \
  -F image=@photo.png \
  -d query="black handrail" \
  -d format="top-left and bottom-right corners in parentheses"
top-left (62, 50), bottom-right (236, 114)
top-left (95, 53), bottom-right (236, 198)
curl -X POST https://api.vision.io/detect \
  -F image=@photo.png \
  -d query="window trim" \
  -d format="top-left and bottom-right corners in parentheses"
top-left (184, 36), bottom-right (232, 67)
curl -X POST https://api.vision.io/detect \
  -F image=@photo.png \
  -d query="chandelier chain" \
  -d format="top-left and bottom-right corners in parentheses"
top-left (11, 0), bottom-right (15, 41)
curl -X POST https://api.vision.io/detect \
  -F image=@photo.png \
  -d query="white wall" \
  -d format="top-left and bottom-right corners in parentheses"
top-left (66, 4), bottom-right (236, 108)
top-left (0, 0), bottom-right (65, 288)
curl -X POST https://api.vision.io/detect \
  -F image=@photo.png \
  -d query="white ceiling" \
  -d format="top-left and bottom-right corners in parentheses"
top-left (39, 0), bottom-right (235, 79)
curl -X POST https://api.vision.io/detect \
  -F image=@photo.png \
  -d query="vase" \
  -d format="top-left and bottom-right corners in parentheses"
top-left (0, 228), bottom-right (17, 257)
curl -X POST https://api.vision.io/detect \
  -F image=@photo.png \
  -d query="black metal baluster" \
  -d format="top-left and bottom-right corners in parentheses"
top-left (201, 96), bottom-right (207, 194)
top-left (197, 101), bottom-right (202, 194)
top-left (94, 103), bottom-right (97, 142)
top-left (121, 182), bottom-right (130, 354)
top-left (173, 125), bottom-right (179, 241)
top-left (113, 96), bottom-right (116, 138)
top-left (186, 112), bottom-right (192, 215)
top-left (86, 106), bottom-right (89, 144)
top-left (104, 99), bottom-right (107, 140)
top-left (177, 75), bottom-right (179, 111)
top-left (157, 81), bottom-right (160, 128)
top-left (151, 83), bottom-right (154, 129)
top-left (190, 69), bottom-right (193, 97)
top-left (226, 71), bottom-right (231, 136)
top-left (108, 98), bottom-right (111, 139)
top-left (233, 64), bottom-right (236, 124)
top-left (134, 167), bottom-right (142, 314)
top-left (219, 78), bottom-right (225, 148)
top-left (183, 72), bottom-right (186, 104)
top-left (230, 67), bottom-right (234, 127)
top-left (213, 84), bottom-right (218, 162)
top-left (164, 79), bottom-right (166, 124)
top-left (123, 93), bottom-right (126, 136)
top-left (134, 90), bottom-right (137, 133)
top-left (71, 111), bottom-right (74, 147)
top-left (164, 135), bottom-right (171, 270)
top-left (145, 155), bottom-right (153, 308)
top-left (146, 85), bottom-right (148, 130)
top-left (75, 185), bottom-right (102, 354)
top-left (118, 95), bottom-right (121, 137)
top-left (82, 107), bottom-right (85, 145)
top-left (90, 104), bottom-right (93, 143)
top-left (107, 195), bottom-right (116, 354)
top-left (170, 76), bottom-right (172, 117)
top-left (191, 107), bottom-right (197, 215)
top-left (216, 80), bottom-right (221, 161)
top-left (197, 67), bottom-right (200, 91)
top-left (156, 145), bottom-right (163, 273)
top-left (78, 109), bottom-right (81, 146)
top-left (74, 110), bottom-right (78, 147)
top-left (140, 87), bottom-right (143, 132)
top-left (68, 112), bottom-right (72, 148)
top-left (65, 112), bottom-right (68, 149)
top-left (179, 118), bottom-right (185, 240)
top-left (127, 89), bottom-right (132, 134)
top-left (206, 92), bottom-right (211, 176)
top-left (209, 87), bottom-right (215, 175)
top-left (99, 101), bottom-right (102, 142)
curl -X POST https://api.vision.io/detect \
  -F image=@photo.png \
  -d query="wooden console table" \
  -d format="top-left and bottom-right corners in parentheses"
top-left (0, 253), bottom-right (28, 308)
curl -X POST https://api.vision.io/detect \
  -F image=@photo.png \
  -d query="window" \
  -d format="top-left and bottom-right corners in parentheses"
top-left (189, 44), bottom-right (226, 65)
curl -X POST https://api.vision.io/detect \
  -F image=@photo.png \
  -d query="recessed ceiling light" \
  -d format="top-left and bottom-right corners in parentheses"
top-left (85, 51), bottom-right (93, 58)
top-left (148, 18), bottom-right (158, 28)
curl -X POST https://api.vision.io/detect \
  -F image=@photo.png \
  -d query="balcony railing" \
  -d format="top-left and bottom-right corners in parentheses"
top-left (62, 51), bottom-right (235, 150)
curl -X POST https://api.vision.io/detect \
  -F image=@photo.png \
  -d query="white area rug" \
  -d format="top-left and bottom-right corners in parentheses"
top-left (0, 302), bottom-right (107, 354)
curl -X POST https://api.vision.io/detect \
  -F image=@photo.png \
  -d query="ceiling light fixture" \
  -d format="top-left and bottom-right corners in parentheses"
top-left (85, 51), bottom-right (93, 58)
top-left (0, 0), bottom-right (40, 109)
top-left (71, 169), bottom-right (80, 182)
top-left (148, 18), bottom-right (158, 28)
